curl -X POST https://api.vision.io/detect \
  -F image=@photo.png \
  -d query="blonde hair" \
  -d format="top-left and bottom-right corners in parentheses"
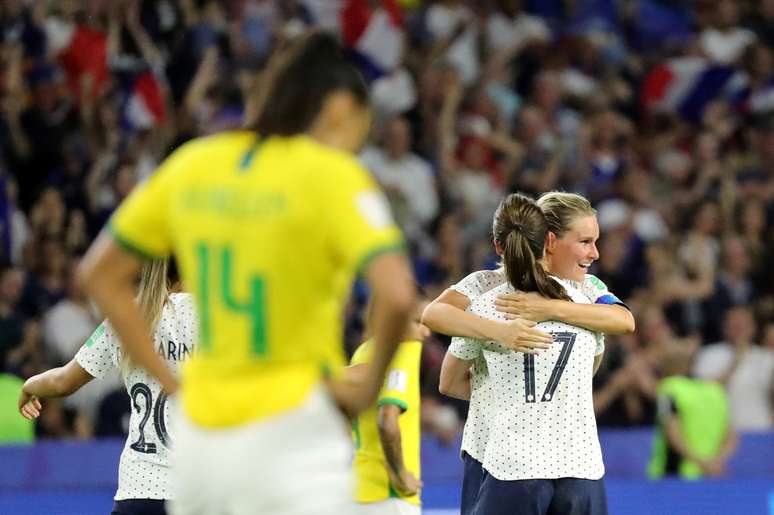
top-left (537, 192), bottom-right (596, 238)
top-left (120, 259), bottom-right (170, 375)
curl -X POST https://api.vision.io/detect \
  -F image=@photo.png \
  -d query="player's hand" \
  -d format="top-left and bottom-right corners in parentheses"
top-left (699, 457), bottom-right (725, 477)
top-left (491, 318), bottom-right (553, 354)
top-left (18, 391), bottom-right (42, 420)
top-left (494, 292), bottom-right (557, 323)
top-left (389, 468), bottom-right (423, 497)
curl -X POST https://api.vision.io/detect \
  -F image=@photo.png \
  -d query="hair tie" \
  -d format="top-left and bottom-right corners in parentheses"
top-left (511, 223), bottom-right (524, 233)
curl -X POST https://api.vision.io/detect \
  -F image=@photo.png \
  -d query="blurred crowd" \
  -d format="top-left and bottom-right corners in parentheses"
top-left (0, 0), bottom-right (773, 443)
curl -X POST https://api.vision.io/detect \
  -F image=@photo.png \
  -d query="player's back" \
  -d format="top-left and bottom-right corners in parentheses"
top-left (116, 131), bottom-right (402, 428)
top-left (469, 281), bottom-right (604, 481)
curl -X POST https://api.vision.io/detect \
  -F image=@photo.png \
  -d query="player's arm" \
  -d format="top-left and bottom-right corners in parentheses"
top-left (378, 404), bottom-right (422, 496)
top-left (422, 289), bottom-right (553, 353)
top-left (495, 293), bottom-right (635, 334)
top-left (439, 352), bottom-right (473, 400)
top-left (77, 234), bottom-right (177, 394)
top-left (330, 253), bottom-right (415, 417)
top-left (18, 360), bottom-right (94, 419)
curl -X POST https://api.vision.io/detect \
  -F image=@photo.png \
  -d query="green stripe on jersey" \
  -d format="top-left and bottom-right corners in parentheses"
top-left (84, 323), bottom-right (106, 348)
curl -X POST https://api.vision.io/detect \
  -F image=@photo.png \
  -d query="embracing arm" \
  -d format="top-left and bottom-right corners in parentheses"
top-left (495, 293), bottom-right (635, 335)
top-left (19, 360), bottom-right (94, 419)
top-left (439, 352), bottom-right (473, 401)
top-left (422, 289), bottom-right (553, 353)
top-left (423, 289), bottom-right (495, 340)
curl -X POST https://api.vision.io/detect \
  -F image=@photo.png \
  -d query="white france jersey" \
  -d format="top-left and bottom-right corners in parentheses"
top-left (75, 293), bottom-right (198, 500)
top-left (451, 277), bottom-right (605, 480)
top-left (449, 269), bottom-right (612, 465)
top-left (449, 269), bottom-right (505, 463)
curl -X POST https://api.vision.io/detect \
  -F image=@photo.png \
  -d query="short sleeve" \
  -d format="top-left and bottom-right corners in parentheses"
top-left (449, 336), bottom-right (481, 361)
top-left (594, 333), bottom-right (605, 356)
top-left (74, 321), bottom-right (118, 379)
top-left (581, 274), bottom-right (626, 307)
top-left (450, 269), bottom-right (504, 301)
top-left (108, 143), bottom-right (194, 259)
top-left (378, 343), bottom-right (420, 411)
top-left (327, 159), bottom-right (405, 274)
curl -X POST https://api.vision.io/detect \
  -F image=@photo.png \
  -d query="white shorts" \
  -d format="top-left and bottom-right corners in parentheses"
top-left (356, 499), bottom-right (421, 515)
top-left (168, 387), bottom-right (355, 515)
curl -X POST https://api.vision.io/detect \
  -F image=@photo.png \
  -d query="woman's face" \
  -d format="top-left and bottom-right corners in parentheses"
top-left (546, 215), bottom-right (600, 282)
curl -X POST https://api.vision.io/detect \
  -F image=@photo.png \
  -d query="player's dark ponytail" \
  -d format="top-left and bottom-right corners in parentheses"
top-left (250, 31), bottom-right (368, 137)
top-left (493, 194), bottom-right (570, 301)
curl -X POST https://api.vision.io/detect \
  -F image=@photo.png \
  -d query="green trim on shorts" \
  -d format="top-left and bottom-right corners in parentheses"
top-left (378, 397), bottom-right (408, 411)
top-left (356, 241), bottom-right (407, 277)
top-left (107, 222), bottom-right (164, 261)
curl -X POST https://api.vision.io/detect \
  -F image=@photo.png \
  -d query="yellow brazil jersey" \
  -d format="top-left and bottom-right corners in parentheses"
top-left (351, 339), bottom-right (422, 506)
top-left (109, 131), bottom-right (404, 428)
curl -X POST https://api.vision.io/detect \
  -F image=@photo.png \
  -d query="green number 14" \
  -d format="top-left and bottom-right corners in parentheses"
top-left (196, 243), bottom-right (267, 356)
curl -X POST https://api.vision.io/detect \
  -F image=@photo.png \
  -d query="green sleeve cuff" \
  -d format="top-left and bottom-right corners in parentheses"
top-left (378, 397), bottom-right (408, 411)
top-left (106, 221), bottom-right (165, 261)
top-left (356, 240), bottom-right (407, 276)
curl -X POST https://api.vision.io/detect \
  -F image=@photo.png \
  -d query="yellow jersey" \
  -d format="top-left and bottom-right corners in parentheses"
top-left (109, 131), bottom-right (404, 428)
top-left (351, 339), bottom-right (422, 506)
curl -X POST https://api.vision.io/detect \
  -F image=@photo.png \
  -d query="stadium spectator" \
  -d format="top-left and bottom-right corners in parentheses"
top-left (693, 306), bottom-right (774, 431)
top-left (648, 342), bottom-right (738, 479)
top-left (360, 114), bottom-right (439, 251)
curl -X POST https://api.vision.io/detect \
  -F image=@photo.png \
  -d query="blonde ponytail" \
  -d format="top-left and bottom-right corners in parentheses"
top-left (119, 259), bottom-right (170, 376)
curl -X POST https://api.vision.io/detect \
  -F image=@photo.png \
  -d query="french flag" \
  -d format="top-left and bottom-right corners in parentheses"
top-left (124, 72), bottom-right (167, 129)
top-left (641, 58), bottom-right (746, 123)
top-left (341, 0), bottom-right (404, 80)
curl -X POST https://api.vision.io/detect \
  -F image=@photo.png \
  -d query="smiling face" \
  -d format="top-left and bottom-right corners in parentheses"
top-left (545, 215), bottom-right (600, 282)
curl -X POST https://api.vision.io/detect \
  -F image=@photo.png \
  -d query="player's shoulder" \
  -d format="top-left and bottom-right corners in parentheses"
top-left (293, 135), bottom-right (364, 172)
top-left (398, 339), bottom-right (423, 359)
top-left (173, 131), bottom-right (254, 159)
top-left (551, 277), bottom-right (591, 304)
top-left (469, 282), bottom-right (512, 314)
top-left (454, 268), bottom-right (507, 299)
top-left (168, 292), bottom-right (196, 310)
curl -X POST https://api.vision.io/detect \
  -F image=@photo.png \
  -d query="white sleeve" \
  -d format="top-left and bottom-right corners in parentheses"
top-left (74, 321), bottom-right (118, 379)
top-left (449, 336), bottom-right (481, 361)
top-left (580, 274), bottom-right (625, 306)
top-left (594, 333), bottom-right (605, 356)
top-left (450, 269), bottom-right (504, 301)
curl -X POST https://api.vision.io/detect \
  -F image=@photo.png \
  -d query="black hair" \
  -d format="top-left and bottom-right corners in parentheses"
top-left (251, 31), bottom-right (369, 137)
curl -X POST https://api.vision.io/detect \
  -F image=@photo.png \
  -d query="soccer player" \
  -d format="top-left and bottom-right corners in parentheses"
top-left (75, 32), bottom-right (416, 515)
top-left (427, 192), bottom-right (633, 514)
top-left (351, 301), bottom-right (428, 515)
top-left (19, 260), bottom-right (193, 515)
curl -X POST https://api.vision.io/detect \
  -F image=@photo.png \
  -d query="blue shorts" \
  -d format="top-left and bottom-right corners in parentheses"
top-left (473, 469), bottom-right (608, 515)
top-left (111, 499), bottom-right (167, 515)
top-left (460, 452), bottom-right (484, 515)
